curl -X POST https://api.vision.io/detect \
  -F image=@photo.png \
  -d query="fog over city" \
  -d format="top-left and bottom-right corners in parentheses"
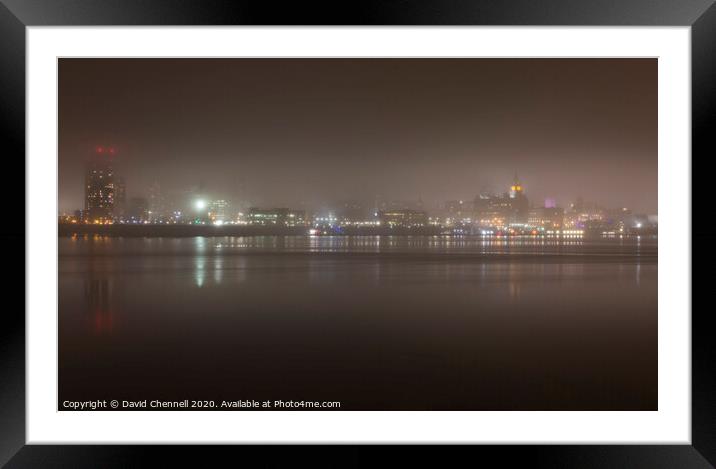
top-left (59, 58), bottom-right (656, 214)
top-left (58, 58), bottom-right (659, 412)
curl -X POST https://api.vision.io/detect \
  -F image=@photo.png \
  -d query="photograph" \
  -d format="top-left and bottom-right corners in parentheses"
top-left (57, 58), bottom-right (658, 412)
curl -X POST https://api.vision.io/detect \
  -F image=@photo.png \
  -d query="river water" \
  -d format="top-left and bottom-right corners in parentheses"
top-left (58, 235), bottom-right (657, 410)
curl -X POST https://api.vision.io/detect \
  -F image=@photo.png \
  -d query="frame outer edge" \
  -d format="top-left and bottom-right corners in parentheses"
top-left (0, 0), bottom-right (715, 26)
top-left (0, 1), bottom-right (27, 468)
top-left (692, 1), bottom-right (716, 466)
top-left (1, 0), bottom-right (713, 466)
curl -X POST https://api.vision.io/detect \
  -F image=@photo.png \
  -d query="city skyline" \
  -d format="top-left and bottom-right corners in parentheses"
top-left (67, 145), bottom-right (656, 215)
top-left (65, 148), bottom-right (653, 238)
top-left (59, 58), bottom-right (657, 214)
top-left (66, 146), bottom-right (652, 218)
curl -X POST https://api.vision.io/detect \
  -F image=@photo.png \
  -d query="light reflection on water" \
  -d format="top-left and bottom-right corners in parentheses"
top-left (59, 236), bottom-right (657, 410)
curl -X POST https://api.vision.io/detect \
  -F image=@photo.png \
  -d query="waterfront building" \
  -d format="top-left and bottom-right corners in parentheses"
top-left (527, 206), bottom-right (564, 229)
top-left (209, 199), bottom-right (230, 224)
top-left (473, 176), bottom-right (530, 228)
top-left (564, 198), bottom-right (605, 229)
top-left (473, 194), bottom-right (512, 228)
top-left (84, 146), bottom-right (116, 223)
top-left (508, 174), bottom-right (529, 224)
top-left (378, 209), bottom-right (428, 229)
top-left (248, 208), bottom-right (307, 226)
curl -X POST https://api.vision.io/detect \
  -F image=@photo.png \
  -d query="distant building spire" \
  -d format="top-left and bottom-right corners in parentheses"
top-left (510, 172), bottom-right (523, 196)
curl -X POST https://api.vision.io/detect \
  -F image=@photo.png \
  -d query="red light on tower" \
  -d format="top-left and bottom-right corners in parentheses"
top-left (109, 147), bottom-right (116, 155)
top-left (96, 146), bottom-right (104, 154)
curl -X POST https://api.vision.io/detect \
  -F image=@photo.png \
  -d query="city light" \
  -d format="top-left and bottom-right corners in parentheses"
top-left (64, 157), bottom-right (656, 240)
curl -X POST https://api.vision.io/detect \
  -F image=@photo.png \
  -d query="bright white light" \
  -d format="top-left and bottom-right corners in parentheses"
top-left (195, 200), bottom-right (206, 211)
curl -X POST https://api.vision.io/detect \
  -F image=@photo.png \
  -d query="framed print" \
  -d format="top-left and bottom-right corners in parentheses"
top-left (2, 0), bottom-right (714, 466)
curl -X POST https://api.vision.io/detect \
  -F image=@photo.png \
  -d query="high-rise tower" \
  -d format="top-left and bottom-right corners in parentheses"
top-left (509, 172), bottom-right (524, 199)
top-left (508, 173), bottom-right (529, 223)
top-left (84, 146), bottom-right (116, 223)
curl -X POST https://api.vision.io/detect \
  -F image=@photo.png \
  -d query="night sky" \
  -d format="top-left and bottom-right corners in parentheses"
top-left (58, 58), bottom-right (657, 214)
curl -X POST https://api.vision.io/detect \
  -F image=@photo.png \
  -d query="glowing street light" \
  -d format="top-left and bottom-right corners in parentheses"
top-left (195, 200), bottom-right (207, 211)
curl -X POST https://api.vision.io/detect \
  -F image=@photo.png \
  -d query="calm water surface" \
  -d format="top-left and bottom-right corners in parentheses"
top-left (59, 236), bottom-right (657, 410)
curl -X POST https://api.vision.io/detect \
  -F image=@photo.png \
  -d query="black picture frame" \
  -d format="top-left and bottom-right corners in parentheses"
top-left (1, 1), bottom-right (713, 467)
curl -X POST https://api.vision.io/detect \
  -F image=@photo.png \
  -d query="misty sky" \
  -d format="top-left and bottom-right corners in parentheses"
top-left (58, 58), bottom-right (657, 214)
